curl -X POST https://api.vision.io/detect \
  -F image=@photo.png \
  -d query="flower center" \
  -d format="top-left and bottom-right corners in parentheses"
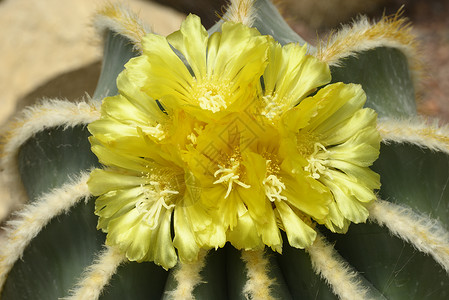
top-left (297, 131), bottom-right (318, 156)
top-left (304, 143), bottom-right (332, 180)
top-left (263, 159), bottom-right (287, 202)
top-left (261, 94), bottom-right (285, 120)
top-left (213, 156), bottom-right (250, 198)
top-left (194, 80), bottom-right (230, 113)
top-left (187, 126), bottom-right (205, 145)
top-left (143, 123), bottom-right (166, 140)
top-left (136, 179), bottom-right (178, 229)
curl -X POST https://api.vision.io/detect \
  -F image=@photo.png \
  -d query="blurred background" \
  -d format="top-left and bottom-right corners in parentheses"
top-left (0, 0), bottom-right (448, 220)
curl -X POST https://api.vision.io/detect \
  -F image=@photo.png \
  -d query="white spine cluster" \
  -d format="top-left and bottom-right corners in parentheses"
top-left (93, 2), bottom-right (151, 53)
top-left (165, 250), bottom-right (207, 300)
top-left (378, 117), bottom-right (449, 155)
top-left (369, 199), bottom-right (449, 273)
top-left (64, 246), bottom-right (126, 300)
top-left (241, 250), bottom-right (275, 300)
top-left (307, 233), bottom-right (371, 300)
top-left (0, 172), bottom-right (91, 292)
top-left (224, 0), bottom-right (257, 27)
top-left (0, 99), bottom-right (100, 219)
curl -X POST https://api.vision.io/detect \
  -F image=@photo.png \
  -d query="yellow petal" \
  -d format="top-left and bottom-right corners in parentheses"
top-left (88, 118), bottom-right (140, 141)
top-left (241, 151), bottom-right (270, 219)
top-left (116, 70), bottom-right (167, 121)
top-left (167, 14), bottom-right (208, 79)
top-left (88, 169), bottom-right (147, 196)
top-left (195, 219), bottom-right (226, 249)
top-left (325, 160), bottom-right (381, 191)
top-left (276, 201), bottom-right (316, 249)
top-left (328, 170), bottom-right (377, 203)
top-left (141, 33), bottom-right (194, 104)
top-left (123, 217), bottom-right (153, 262)
top-left (227, 211), bottom-right (264, 250)
top-left (328, 126), bottom-right (380, 167)
top-left (264, 42), bottom-right (331, 109)
top-left (281, 172), bottom-right (330, 220)
top-left (319, 108), bottom-right (377, 146)
top-left (318, 201), bottom-right (350, 233)
top-left (106, 209), bottom-right (147, 259)
top-left (95, 187), bottom-right (143, 222)
top-left (321, 177), bottom-right (369, 223)
top-left (151, 209), bottom-right (177, 269)
top-left (299, 83), bottom-right (365, 133)
top-left (173, 206), bottom-right (200, 263)
top-left (207, 22), bottom-right (268, 84)
top-left (254, 209), bottom-right (283, 252)
top-left (90, 138), bottom-right (150, 173)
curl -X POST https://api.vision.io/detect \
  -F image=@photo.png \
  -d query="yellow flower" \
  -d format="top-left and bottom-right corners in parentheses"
top-left (260, 41), bottom-right (331, 122)
top-left (88, 14), bottom-right (381, 269)
top-left (88, 89), bottom-right (208, 269)
top-left (125, 14), bottom-right (269, 122)
top-left (258, 39), bottom-right (381, 235)
top-left (280, 82), bottom-right (381, 232)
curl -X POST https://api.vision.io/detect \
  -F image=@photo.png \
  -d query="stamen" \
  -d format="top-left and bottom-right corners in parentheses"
top-left (263, 174), bottom-right (287, 202)
top-left (261, 95), bottom-right (284, 120)
top-left (305, 143), bottom-right (332, 180)
top-left (194, 80), bottom-right (230, 113)
top-left (213, 157), bottom-right (250, 198)
top-left (187, 133), bottom-right (197, 144)
top-left (187, 126), bottom-right (204, 145)
top-left (136, 181), bottom-right (178, 229)
top-left (262, 160), bottom-right (287, 202)
top-left (147, 123), bottom-right (166, 140)
top-left (198, 91), bottom-right (227, 113)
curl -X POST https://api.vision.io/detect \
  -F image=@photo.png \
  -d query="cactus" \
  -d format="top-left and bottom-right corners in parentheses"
top-left (1, 0), bottom-right (448, 299)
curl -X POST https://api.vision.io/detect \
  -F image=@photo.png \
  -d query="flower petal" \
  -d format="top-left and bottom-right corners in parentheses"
top-left (173, 206), bottom-right (200, 263)
top-left (141, 33), bottom-right (194, 103)
top-left (276, 201), bottom-right (316, 249)
top-left (321, 177), bottom-right (370, 223)
top-left (227, 211), bottom-right (265, 250)
top-left (264, 42), bottom-right (331, 109)
top-left (88, 169), bottom-right (147, 196)
top-left (167, 14), bottom-right (208, 79)
top-left (151, 209), bottom-right (177, 269)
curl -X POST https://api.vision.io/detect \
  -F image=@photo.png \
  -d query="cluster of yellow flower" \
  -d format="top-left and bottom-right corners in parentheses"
top-left (87, 14), bottom-right (381, 269)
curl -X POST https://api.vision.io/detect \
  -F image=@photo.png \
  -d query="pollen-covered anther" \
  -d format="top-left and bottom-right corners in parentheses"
top-left (263, 174), bottom-right (287, 202)
top-left (261, 94), bottom-right (284, 120)
top-left (305, 143), bottom-right (332, 180)
top-left (194, 80), bottom-right (230, 113)
top-left (136, 181), bottom-right (178, 229)
top-left (187, 126), bottom-right (204, 145)
top-left (213, 157), bottom-right (250, 198)
top-left (147, 123), bottom-right (166, 140)
top-left (262, 159), bottom-right (287, 202)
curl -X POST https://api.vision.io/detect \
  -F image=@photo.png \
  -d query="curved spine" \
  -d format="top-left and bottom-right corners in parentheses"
top-left (378, 117), bottom-right (449, 155)
top-left (0, 99), bottom-right (100, 216)
top-left (0, 172), bottom-right (91, 292)
top-left (63, 246), bottom-right (126, 300)
top-left (241, 249), bottom-right (275, 300)
top-left (316, 9), bottom-right (422, 85)
top-left (369, 199), bottom-right (449, 273)
top-left (165, 250), bottom-right (207, 300)
top-left (94, 2), bottom-right (151, 53)
top-left (306, 233), bottom-right (372, 300)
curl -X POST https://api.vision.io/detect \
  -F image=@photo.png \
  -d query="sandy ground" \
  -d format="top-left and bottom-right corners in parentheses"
top-left (0, 0), bottom-right (184, 128)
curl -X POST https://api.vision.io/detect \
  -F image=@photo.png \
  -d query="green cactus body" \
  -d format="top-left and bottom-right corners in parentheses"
top-left (1, 1), bottom-right (448, 299)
